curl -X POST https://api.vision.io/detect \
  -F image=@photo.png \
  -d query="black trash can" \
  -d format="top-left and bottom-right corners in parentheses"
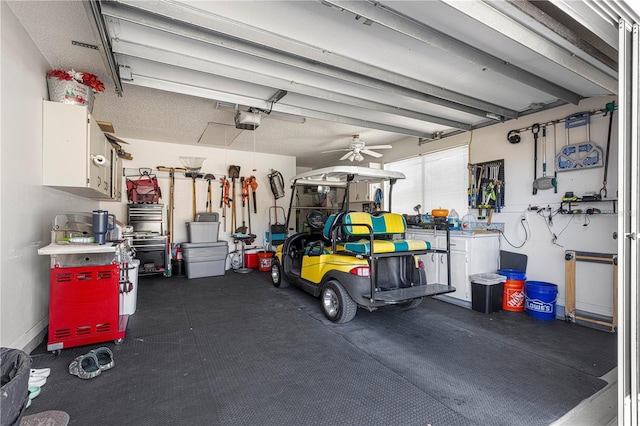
top-left (470, 273), bottom-right (507, 314)
top-left (1, 347), bottom-right (31, 426)
top-left (171, 259), bottom-right (184, 276)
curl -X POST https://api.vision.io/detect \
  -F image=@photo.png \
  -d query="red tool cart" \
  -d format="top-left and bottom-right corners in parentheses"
top-left (47, 263), bottom-right (127, 354)
top-left (38, 213), bottom-right (131, 354)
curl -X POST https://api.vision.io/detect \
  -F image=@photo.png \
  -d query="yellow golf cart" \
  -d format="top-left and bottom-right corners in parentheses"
top-left (270, 166), bottom-right (454, 323)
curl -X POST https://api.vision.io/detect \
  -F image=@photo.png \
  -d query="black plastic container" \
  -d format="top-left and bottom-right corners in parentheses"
top-left (171, 259), bottom-right (184, 276)
top-left (470, 273), bottom-right (506, 314)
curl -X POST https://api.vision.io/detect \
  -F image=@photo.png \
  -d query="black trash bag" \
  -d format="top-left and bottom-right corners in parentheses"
top-left (1, 347), bottom-right (31, 426)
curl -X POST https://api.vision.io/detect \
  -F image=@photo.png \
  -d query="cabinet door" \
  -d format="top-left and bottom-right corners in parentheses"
top-left (421, 252), bottom-right (439, 285)
top-left (43, 101), bottom-right (88, 187)
top-left (448, 250), bottom-right (470, 301)
top-left (348, 182), bottom-right (369, 201)
top-left (88, 118), bottom-right (110, 195)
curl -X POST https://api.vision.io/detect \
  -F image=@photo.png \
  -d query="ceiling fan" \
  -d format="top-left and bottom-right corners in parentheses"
top-left (322, 135), bottom-right (392, 162)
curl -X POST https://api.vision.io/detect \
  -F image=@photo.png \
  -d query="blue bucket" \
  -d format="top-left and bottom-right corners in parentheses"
top-left (524, 281), bottom-right (558, 320)
top-left (497, 269), bottom-right (526, 281)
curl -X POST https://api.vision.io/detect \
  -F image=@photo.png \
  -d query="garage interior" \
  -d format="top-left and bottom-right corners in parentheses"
top-left (2, 1), bottom-right (639, 425)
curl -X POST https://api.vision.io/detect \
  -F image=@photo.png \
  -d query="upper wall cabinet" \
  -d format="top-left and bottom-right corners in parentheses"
top-left (43, 101), bottom-right (121, 201)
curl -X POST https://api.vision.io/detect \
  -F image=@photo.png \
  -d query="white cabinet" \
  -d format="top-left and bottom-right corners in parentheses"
top-left (43, 101), bottom-right (121, 200)
top-left (348, 182), bottom-right (370, 202)
top-left (409, 230), bottom-right (500, 307)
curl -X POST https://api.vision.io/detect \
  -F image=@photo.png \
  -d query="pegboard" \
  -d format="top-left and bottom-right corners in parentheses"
top-left (468, 159), bottom-right (505, 212)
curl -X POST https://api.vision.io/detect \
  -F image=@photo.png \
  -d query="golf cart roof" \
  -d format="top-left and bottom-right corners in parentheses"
top-left (291, 166), bottom-right (405, 185)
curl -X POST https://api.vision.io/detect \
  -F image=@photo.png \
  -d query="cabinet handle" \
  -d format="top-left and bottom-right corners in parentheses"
top-left (97, 176), bottom-right (101, 186)
top-left (440, 255), bottom-right (444, 264)
top-left (431, 254), bottom-right (434, 262)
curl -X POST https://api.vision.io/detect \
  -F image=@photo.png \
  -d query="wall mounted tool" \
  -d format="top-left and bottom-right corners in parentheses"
top-left (531, 123), bottom-right (540, 195)
top-left (533, 126), bottom-right (557, 192)
top-left (557, 112), bottom-right (603, 171)
top-left (180, 157), bottom-right (206, 221)
top-left (600, 101), bottom-right (615, 198)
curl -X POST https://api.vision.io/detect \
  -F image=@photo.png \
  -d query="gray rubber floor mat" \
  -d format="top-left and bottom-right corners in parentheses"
top-left (26, 272), bottom-right (615, 426)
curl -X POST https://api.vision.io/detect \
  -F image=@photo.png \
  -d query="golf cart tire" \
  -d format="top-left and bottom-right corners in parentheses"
top-left (271, 259), bottom-right (288, 288)
top-left (321, 280), bottom-right (357, 323)
top-left (397, 297), bottom-right (423, 309)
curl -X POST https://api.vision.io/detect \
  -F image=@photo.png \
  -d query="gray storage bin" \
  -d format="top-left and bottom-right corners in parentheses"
top-left (186, 222), bottom-right (220, 243)
top-left (182, 242), bottom-right (228, 278)
top-left (195, 212), bottom-right (219, 222)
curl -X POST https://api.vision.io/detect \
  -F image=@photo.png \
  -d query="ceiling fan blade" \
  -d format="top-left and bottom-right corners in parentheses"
top-left (321, 148), bottom-right (350, 153)
top-left (367, 144), bottom-right (393, 150)
top-left (340, 151), bottom-right (354, 161)
top-left (361, 149), bottom-right (383, 158)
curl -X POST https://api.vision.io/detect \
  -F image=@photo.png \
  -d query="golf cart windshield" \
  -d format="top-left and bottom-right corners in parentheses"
top-left (286, 166), bottom-right (406, 232)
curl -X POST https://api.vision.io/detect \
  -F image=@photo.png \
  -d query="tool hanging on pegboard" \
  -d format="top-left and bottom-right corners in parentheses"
top-left (468, 159), bottom-right (505, 216)
top-left (557, 112), bottom-right (603, 171)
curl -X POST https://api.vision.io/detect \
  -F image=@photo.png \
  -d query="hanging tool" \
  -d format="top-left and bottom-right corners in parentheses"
top-left (531, 123), bottom-right (540, 195)
top-left (557, 112), bottom-right (603, 170)
top-left (552, 122), bottom-right (558, 193)
top-left (220, 177), bottom-right (230, 232)
top-left (600, 101), bottom-right (615, 198)
top-left (268, 170), bottom-right (285, 199)
top-left (204, 174), bottom-right (215, 213)
top-left (228, 165), bottom-right (240, 232)
top-left (374, 187), bottom-right (383, 211)
top-left (246, 188), bottom-right (253, 236)
top-left (157, 166), bottom-right (186, 258)
top-left (241, 177), bottom-right (249, 208)
top-left (533, 126), bottom-right (557, 192)
top-left (248, 176), bottom-right (258, 214)
top-left (180, 157), bottom-right (206, 222)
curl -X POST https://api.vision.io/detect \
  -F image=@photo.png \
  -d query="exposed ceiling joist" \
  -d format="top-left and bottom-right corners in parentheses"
top-left (104, 0), bottom-right (517, 120)
top-left (506, 0), bottom-right (617, 70)
top-left (326, 0), bottom-right (587, 104)
top-left (440, 0), bottom-right (618, 94)
top-left (111, 40), bottom-right (471, 130)
top-left (125, 74), bottom-right (437, 138)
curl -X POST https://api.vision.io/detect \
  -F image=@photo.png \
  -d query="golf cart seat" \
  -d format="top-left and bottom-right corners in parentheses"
top-left (323, 212), bottom-right (430, 255)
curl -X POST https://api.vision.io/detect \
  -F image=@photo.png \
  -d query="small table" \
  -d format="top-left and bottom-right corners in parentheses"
top-left (231, 233), bottom-right (256, 274)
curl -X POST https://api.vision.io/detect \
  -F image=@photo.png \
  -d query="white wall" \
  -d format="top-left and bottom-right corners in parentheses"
top-left (99, 139), bottom-right (296, 250)
top-left (1, 3), bottom-right (98, 351)
top-left (1, 4), bottom-right (295, 351)
top-left (384, 96), bottom-right (618, 317)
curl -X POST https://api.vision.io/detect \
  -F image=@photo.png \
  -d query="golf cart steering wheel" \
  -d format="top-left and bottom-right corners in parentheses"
top-left (306, 210), bottom-right (327, 231)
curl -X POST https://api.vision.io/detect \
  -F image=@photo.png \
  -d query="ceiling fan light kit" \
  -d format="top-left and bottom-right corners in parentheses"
top-left (323, 134), bottom-right (392, 162)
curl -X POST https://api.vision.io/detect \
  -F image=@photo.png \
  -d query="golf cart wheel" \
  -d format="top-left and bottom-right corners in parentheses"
top-left (271, 259), bottom-right (288, 288)
top-left (321, 280), bottom-right (357, 323)
top-left (397, 297), bottom-right (423, 309)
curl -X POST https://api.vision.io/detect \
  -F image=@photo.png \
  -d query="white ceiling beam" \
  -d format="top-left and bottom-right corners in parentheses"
top-left (112, 39), bottom-right (472, 131)
top-left (440, 0), bottom-right (618, 94)
top-left (124, 74), bottom-right (438, 139)
top-left (103, 0), bottom-right (518, 119)
top-left (327, 0), bottom-right (586, 103)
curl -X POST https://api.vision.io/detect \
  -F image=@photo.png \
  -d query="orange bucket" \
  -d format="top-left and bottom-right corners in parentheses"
top-left (499, 269), bottom-right (526, 312)
top-left (257, 251), bottom-right (273, 272)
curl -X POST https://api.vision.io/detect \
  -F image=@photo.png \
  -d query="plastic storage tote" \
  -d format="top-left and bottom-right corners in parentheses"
top-left (182, 242), bottom-right (228, 278)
